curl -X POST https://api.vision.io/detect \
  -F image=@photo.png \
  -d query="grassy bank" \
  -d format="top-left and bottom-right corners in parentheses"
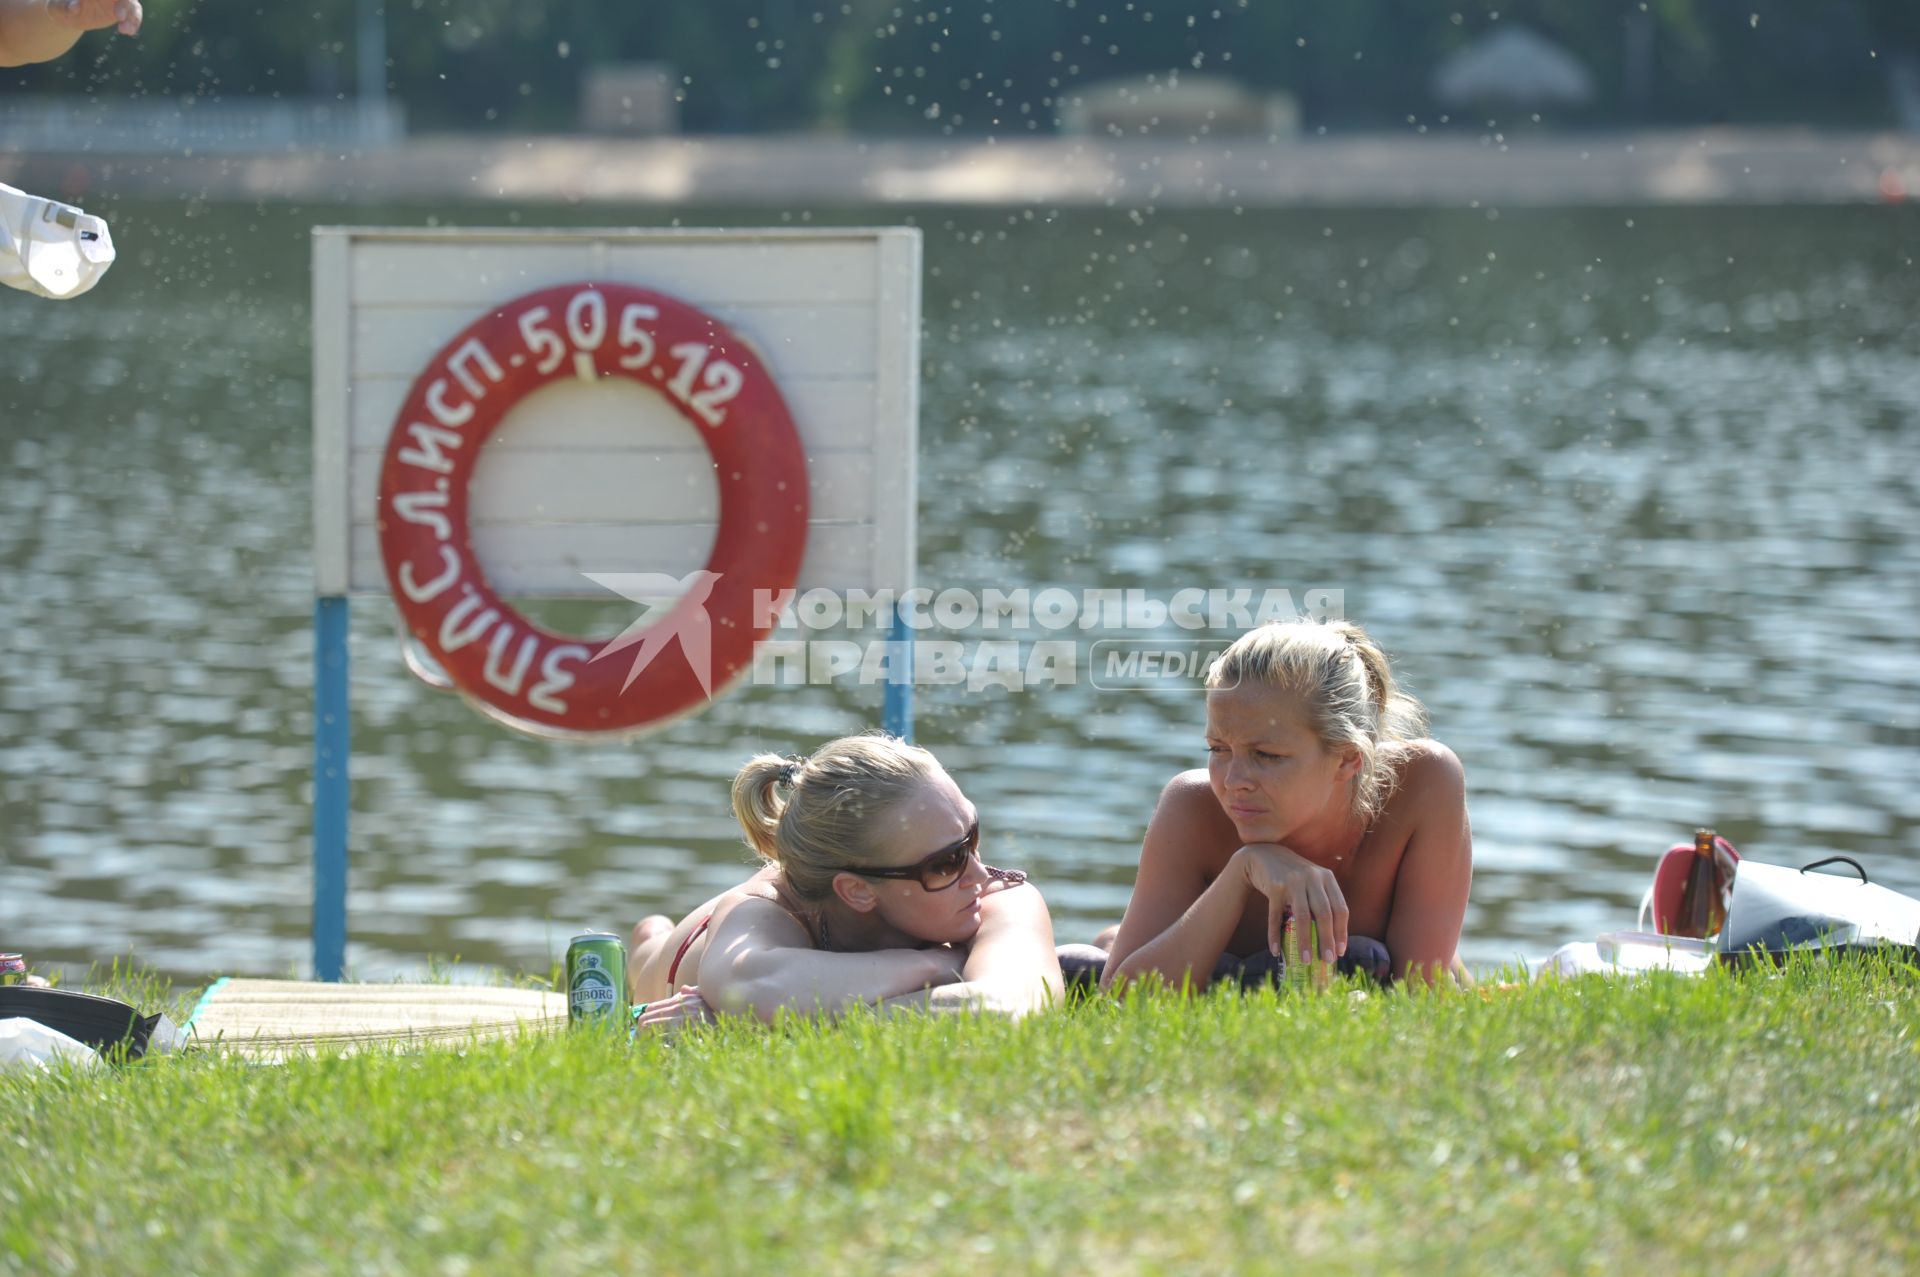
top-left (4, 960), bottom-right (1918, 1276)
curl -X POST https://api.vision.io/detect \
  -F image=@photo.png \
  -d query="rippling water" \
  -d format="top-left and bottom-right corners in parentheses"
top-left (2, 200), bottom-right (1916, 980)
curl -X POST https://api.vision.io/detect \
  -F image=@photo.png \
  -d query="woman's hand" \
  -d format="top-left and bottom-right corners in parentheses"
top-left (1236, 843), bottom-right (1349, 965)
top-left (921, 944), bottom-right (971, 985)
top-left (634, 986), bottom-right (715, 1036)
top-left (884, 883), bottom-right (1064, 1019)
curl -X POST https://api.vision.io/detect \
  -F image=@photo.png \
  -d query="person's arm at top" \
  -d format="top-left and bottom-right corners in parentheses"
top-left (0, 0), bottom-right (140, 68)
top-left (695, 896), bottom-right (966, 1024)
top-left (1382, 744), bottom-right (1472, 986)
top-left (878, 882), bottom-right (1063, 1019)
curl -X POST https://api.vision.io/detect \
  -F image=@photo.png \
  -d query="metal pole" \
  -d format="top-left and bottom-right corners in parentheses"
top-left (313, 596), bottom-right (351, 981)
top-left (882, 602), bottom-right (913, 741)
top-left (355, 0), bottom-right (388, 143)
top-left (355, 0), bottom-right (386, 107)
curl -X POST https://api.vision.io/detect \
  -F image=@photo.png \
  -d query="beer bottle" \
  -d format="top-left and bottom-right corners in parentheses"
top-left (1676, 828), bottom-right (1722, 938)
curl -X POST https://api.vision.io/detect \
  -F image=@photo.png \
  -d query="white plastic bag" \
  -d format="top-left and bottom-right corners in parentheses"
top-left (0, 181), bottom-right (117, 300)
top-left (0, 1016), bottom-right (101, 1073)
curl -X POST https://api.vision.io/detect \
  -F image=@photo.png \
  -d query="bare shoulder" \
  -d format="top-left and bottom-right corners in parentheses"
top-left (979, 880), bottom-right (1052, 925)
top-left (1140, 767), bottom-right (1238, 878)
top-left (710, 888), bottom-right (813, 945)
top-left (1156, 767), bottom-right (1228, 823)
top-left (1394, 739), bottom-right (1465, 795)
top-left (1369, 741), bottom-right (1465, 844)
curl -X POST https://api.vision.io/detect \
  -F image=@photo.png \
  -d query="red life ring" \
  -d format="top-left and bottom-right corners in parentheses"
top-left (376, 282), bottom-right (809, 735)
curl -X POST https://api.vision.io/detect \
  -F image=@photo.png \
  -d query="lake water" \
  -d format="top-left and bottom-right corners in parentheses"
top-left (2, 199), bottom-right (1916, 981)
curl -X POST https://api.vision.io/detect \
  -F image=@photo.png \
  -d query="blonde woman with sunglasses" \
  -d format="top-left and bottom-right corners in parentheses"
top-left (628, 733), bottom-right (1063, 1028)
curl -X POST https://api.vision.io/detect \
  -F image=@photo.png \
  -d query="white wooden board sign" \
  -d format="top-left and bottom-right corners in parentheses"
top-left (311, 226), bottom-right (921, 601)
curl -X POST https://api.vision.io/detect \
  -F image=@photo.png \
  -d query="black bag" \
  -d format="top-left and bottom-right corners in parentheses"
top-left (0, 986), bottom-right (163, 1058)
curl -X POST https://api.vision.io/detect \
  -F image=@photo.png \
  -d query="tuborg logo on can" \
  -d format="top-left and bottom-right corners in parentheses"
top-left (571, 953), bottom-right (615, 1015)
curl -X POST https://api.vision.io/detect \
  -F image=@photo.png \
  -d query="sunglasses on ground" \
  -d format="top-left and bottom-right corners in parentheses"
top-left (845, 822), bottom-right (982, 891)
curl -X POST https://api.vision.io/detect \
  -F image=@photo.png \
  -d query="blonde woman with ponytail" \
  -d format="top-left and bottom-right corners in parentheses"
top-left (626, 733), bottom-right (1063, 1028)
top-left (1095, 618), bottom-right (1472, 991)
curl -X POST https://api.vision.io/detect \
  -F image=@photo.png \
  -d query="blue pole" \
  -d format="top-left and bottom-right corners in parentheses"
top-left (882, 603), bottom-right (914, 741)
top-left (313, 596), bottom-right (351, 982)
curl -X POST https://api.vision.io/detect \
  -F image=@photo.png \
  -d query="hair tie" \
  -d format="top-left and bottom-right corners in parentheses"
top-left (777, 759), bottom-right (801, 786)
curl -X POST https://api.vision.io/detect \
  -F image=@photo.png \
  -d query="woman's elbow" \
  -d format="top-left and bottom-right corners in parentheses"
top-left (999, 998), bottom-right (1042, 1022)
top-left (1393, 954), bottom-right (1466, 989)
top-left (954, 974), bottom-right (1058, 1020)
top-left (1098, 944), bottom-right (1170, 995)
top-left (1097, 950), bottom-right (1136, 994)
top-left (699, 971), bottom-right (788, 1023)
top-left (1009, 975), bottom-right (1064, 1018)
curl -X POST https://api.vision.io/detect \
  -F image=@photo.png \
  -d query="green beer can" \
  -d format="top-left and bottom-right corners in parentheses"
top-left (566, 931), bottom-right (628, 1029)
top-left (1280, 916), bottom-right (1326, 994)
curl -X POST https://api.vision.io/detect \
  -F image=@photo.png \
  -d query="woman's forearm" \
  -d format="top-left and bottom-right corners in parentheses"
top-left (707, 945), bottom-right (961, 1023)
top-left (877, 978), bottom-right (1048, 1020)
top-left (1104, 852), bottom-right (1252, 992)
top-left (0, 0), bottom-right (80, 66)
top-left (875, 882), bottom-right (1062, 1019)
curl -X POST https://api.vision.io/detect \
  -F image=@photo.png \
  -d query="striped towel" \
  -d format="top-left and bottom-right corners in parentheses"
top-left (185, 978), bottom-right (566, 1060)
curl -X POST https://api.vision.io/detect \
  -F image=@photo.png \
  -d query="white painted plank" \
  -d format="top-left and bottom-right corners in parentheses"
top-left (348, 373), bottom-right (880, 452)
top-left (349, 448), bottom-right (874, 525)
top-left (349, 521), bottom-right (878, 597)
top-left (870, 228), bottom-right (922, 596)
top-left (349, 302), bottom-right (877, 382)
top-left (311, 229), bottom-right (353, 595)
top-left (348, 236), bottom-right (883, 309)
top-left (333, 226), bottom-right (893, 246)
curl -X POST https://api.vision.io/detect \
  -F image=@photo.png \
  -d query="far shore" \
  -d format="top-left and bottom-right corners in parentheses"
top-left (5, 127), bottom-right (1920, 207)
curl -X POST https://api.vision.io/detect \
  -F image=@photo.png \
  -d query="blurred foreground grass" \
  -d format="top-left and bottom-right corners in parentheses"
top-left (4, 959), bottom-right (1917, 1276)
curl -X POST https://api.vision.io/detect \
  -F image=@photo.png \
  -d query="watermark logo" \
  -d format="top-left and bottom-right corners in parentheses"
top-left (748, 586), bottom-right (1341, 636)
top-left (583, 570), bottom-right (723, 697)
top-left (1088, 640), bottom-right (1238, 692)
top-left (585, 579), bottom-right (1341, 695)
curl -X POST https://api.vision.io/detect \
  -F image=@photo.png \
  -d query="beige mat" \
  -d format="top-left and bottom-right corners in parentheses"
top-left (186, 978), bottom-right (567, 1060)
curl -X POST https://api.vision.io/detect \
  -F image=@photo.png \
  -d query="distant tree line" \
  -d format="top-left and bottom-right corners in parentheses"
top-left (7, 0), bottom-right (1916, 134)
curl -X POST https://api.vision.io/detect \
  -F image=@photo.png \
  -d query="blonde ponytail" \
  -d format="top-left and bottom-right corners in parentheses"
top-left (730, 753), bottom-right (799, 863)
top-left (1325, 619), bottom-right (1429, 747)
top-left (728, 734), bottom-right (945, 900)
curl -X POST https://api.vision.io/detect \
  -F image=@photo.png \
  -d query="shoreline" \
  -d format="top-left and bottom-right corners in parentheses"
top-left (5, 127), bottom-right (1920, 207)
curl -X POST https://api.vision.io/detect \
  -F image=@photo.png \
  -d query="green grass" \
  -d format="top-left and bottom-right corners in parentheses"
top-left (5, 959), bottom-right (1919, 1276)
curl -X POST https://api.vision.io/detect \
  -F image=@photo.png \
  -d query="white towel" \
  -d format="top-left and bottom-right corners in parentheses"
top-left (1531, 930), bottom-right (1716, 979)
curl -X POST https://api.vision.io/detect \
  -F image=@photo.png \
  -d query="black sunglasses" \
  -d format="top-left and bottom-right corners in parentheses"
top-left (844, 821), bottom-right (981, 892)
